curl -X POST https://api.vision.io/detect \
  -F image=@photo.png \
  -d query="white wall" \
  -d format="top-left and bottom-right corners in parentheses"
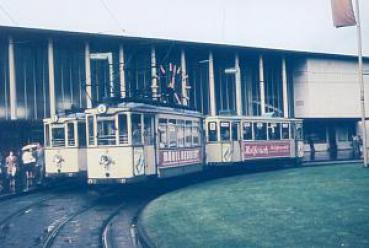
top-left (293, 57), bottom-right (369, 118)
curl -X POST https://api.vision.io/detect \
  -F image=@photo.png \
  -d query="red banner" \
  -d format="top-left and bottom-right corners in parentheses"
top-left (159, 148), bottom-right (202, 167)
top-left (243, 141), bottom-right (291, 159)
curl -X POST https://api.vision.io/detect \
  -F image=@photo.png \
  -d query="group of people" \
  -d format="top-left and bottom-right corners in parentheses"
top-left (0, 143), bottom-right (44, 193)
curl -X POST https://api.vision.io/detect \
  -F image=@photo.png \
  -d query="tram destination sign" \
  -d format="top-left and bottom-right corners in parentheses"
top-left (242, 141), bottom-right (291, 159)
top-left (159, 148), bottom-right (202, 167)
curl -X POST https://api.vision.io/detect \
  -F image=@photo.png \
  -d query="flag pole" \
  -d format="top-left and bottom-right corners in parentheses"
top-left (355, 0), bottom-right (368, 167)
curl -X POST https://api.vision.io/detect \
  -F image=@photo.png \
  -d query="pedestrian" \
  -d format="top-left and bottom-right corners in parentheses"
top-left (352, 135), bottom-right (359, 158)
top-left (22, 146), bottom-right (36, 185)
top-left (358, 135), bottom-right (363, 157)
top-left (6, 151), bottom-right (18, 190)
top-left (35, 143), bottom-right (44, 184)
top-left (308, 136), bottom-right (315, 161)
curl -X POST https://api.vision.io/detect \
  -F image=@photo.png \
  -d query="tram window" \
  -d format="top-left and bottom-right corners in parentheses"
top-left (97, 117), bottom-right (116, 146)
top-left (67, 123), bottom-right (76, 146)
top-left (144, 115), bottom-right (154, 145)
top-left (268, 123), bottom-right (281, 140)
top-left (193, 121), bottom-right (200, 146)
top-left (185, 120), bottom-right (192, 147)
top-left (243, 122), bottom-right (253, 140)
top-left (295, 123), bottom-right (303, 140)
top-left (45, 124), bottom-right (50, 147)
top-left (118, 114), bottom-right (128, 144)
top-left (220, 122), bottom-right (231, 141)
top-left (78, 123), bottom-right (87, 147)
top-left (177, 120), bottom-right (185, 147)
top-left (232, 122), bottom-right (239, 141)
top-left (168, 119), bottom-right (177, 148)
top-left (159, 119), bottom-right (167, 148)
top-left (52, 127), bottom-right (65, 147)
top-left (132, 114), bottom-right (142, 145)
top-left (88, 116), bottom-right (95, 146)
top-left (208, 122), bottom-right (218, 142)
top-left (254, 122), bottom-right (267, 140)
top-left (282, 123), bottom-right (290, 139)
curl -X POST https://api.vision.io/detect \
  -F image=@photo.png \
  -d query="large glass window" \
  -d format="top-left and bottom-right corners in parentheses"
top-left (192, 121), bottom-right (200, 146)
top-left (232, 122), bottom-right (239, 141)
top-left (185, 120), bottom-right (192, 147)
top-left (97, 117), bottom-right (116, 145)
top-left (132, 114), bottom-right (142, 145)
top-left (144, 115), bottom-right (154, 145)
top-left (118, 114), bottom-right (128, 144)
top-left (159, 119), bottom-right (167, 148)
top-left (208, 122), bottom-right (218, 142)
top-left (78, 122), bottom-right (87, 147)
top-left (52, 126), bottom-right (65, 147)
top-left (254, 122), bottom-right (267, 140)
top-left (220, 121), bottom-right (231, 141)
top-left (67, 123), bottom-right (76, 146)
top-left (88, 116), bottom-right (95, 146)
top-left (242, 122), bottom-right (253, 140)
top-left (268, 123), bottom-right (281, 140)
top-left (168, 119), bottom-right (177, 148)
top-left (281, 123), bottom-right (290, 140)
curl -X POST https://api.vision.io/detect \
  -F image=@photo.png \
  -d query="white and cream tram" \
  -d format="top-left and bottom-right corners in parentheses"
top-left (85, 102), bottom-right (203, 184)
top-left (205, 116), bottom-right (304, 165)
top-left (43, 113), bottom-right (87, 178)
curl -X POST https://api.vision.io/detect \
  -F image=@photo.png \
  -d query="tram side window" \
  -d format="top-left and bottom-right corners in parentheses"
top-left (232, 122), bottom-right (239, 141)
top-left (192, 121), bottom-right (200, 146)
top-left (168, 119), bottom-right (177, 148)
top-left (159, 119), bottom-right (167, 148)
top-left (268, 123), bottom-right (281, 140)
top-left (45, 124), bottom-right (50, 147)
top-left (208, 122), bottom-right (218, 142)
top-left (177, 120), bottom-right (185, 148)
top-left (281, 123), bottom-right (290, 139)
top-left (243, 122), bottom-right (253, 140)
top-left (88, 116), bottom-right (95, 146)
top-left (67, 123), bottom-right (76, 146)
top-left (295, 123), bottom-right (303, 140)
top-left (52, 127), bottom-right (65, 147)
top-left (254, 123), bottom-right (267, 140)
top-left (132, 114), bottom-right (142, 145)
top-left (118, 114), bottom-right (128, 144)
top-left (220, 122), bottom-right (231, 141)
top-left (185, 120), bottom-right (192, 147)
top-left (144, 115), bottom-right (154, 145)
top-left (78, 123), bottom-right (87, 147)
top-left (97, 117), bottom-right (116, 146)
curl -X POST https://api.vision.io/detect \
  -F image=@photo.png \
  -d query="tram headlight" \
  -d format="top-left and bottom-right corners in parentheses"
top-left (97, 104), bottom-right (108, 114)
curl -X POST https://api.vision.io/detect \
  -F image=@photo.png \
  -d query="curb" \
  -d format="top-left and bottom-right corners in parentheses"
top-left (134, 206), bottom-right (156, 248)
top-left (302, 159), bottom-right (362, 167)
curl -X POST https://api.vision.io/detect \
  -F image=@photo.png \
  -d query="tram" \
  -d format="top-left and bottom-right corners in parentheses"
top-left (85, 102), bottom-right (203, 184)
top-left (205, 116), bottom-right (304, 165)
top-left (43, 113), bottom-right (87, 179)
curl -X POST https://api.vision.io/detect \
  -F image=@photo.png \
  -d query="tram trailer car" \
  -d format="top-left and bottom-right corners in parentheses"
top-left (205, 116), bottom-right (304, 165)
top-left (85, 102), bottom-right (203, 184)
top-left (43, 113), bottom-right (87, 179)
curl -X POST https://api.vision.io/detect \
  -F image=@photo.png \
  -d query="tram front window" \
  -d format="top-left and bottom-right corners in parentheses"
top-left (52, 127), bottom-right (65, 147)
top-left (88, 116), bottom-right (95, 146)
top-left (268, 123), bottom-right (281, 140)
top-left (282, 123), bottom-right (290, 139)
top-left (67, 123), bottom-right (75, 146)
top-left (232, 122), bottom-right (239, 141)
top-left (220, 122), bottom-right (230, 141)
top-left (295, 123), bottom-right (303, 141)
top-left (254, 123), bottom-right (267, 140)
top-left (132, 114), bottom-right (142, 145)
top-left (118, 114), bottom-right (128, 144)
top-left (97, 117), bottom-right (116, 146)
top-left (243, 122), bottom-right (252, 140)
top-left (208, 122), bottom-right (217, 142)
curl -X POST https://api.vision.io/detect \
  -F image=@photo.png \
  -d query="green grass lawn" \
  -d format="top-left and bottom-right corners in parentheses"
top-left (140, 164), bottom-right (369, 248)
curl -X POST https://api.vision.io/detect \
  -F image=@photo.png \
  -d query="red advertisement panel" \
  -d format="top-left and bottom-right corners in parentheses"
top-left (159, 148), bottom-right (202, 167)
top-left (243, 141), bottom-right (291, 159)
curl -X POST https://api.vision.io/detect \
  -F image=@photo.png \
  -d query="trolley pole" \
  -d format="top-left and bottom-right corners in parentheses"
top-left (355, 0), bottom-right (368, 167)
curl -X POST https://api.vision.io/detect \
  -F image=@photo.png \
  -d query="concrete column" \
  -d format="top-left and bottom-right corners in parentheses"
top-left (119, 45), bottom-right (126, 98)
top-left (8, 36), bottom-right (17, 120)
top-left (235, 53), bottom-right (242, 116)
top-left (151, 46), bottom-right (159, 100)
top-left (48, 38), bottom-right (56, 117)
top-left (282, 57), bottom-right (289, 118)
top-left (259, 55), bottom-right (266, 115)
top-left (181, 49), bottom-right (188, 106)
top-left (209, 51), bottom-right (216, 116)
top-left (85, 42), bottom-right (92, 108)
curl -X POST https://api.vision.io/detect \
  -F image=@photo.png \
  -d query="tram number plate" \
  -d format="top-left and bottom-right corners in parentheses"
top-left (159, 149), bottom-right (202, 167)
top-left (243, 141), bottom-right (290, 159)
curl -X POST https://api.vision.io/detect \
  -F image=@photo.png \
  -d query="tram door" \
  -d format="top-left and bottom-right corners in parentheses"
top-left (143, 115), bottom-right (156, 175)
top-left (220, 121), bottom-right (241, 163)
